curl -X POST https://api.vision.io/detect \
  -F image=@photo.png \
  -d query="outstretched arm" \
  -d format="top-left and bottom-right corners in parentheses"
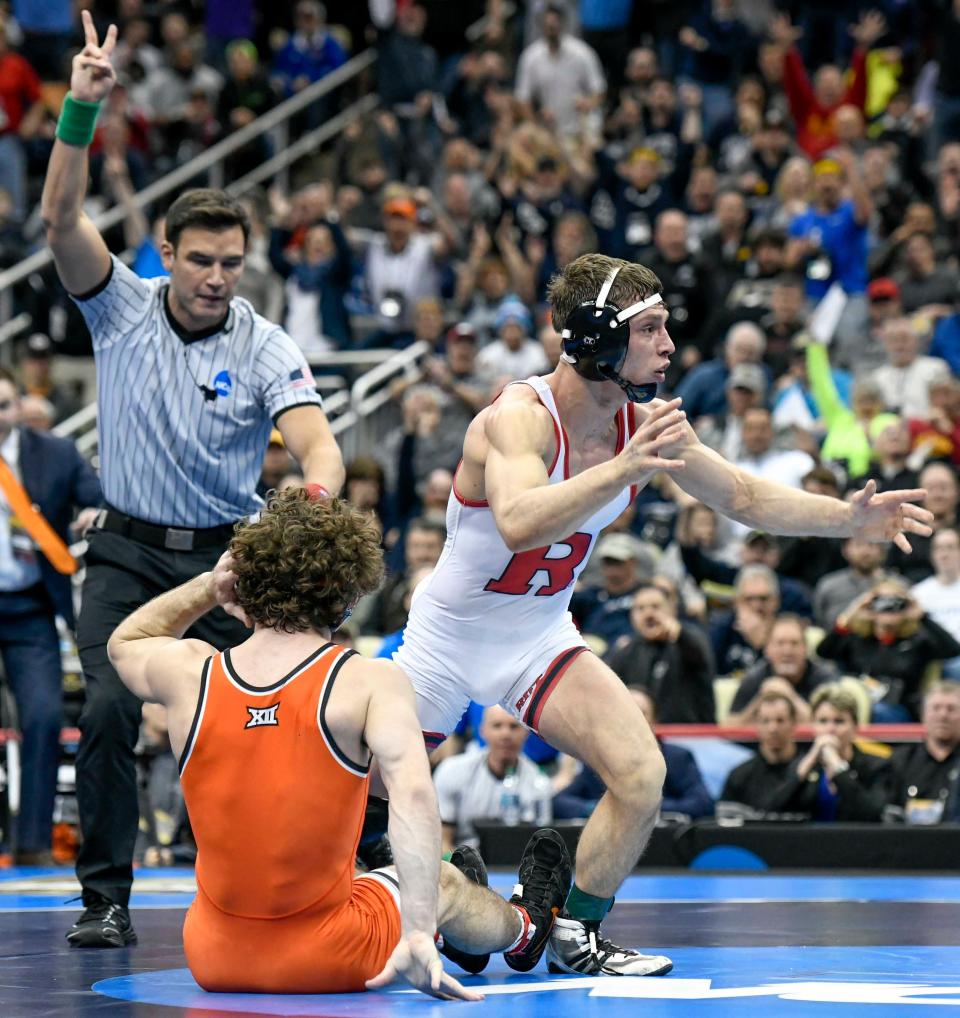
top-left (671, 425), bottom-right (932, 551)
top-left (41, 11), bottom-right (117, 296)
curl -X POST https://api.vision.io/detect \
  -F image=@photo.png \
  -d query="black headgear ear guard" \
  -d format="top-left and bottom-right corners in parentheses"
top-left (559, 265), bottom-right (662, 403)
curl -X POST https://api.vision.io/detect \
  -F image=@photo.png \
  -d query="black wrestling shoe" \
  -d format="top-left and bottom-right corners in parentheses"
top-left (66, 893), bottom-right (137, 948)
top-left (439, 845), bottom-right (490, 975)
top-left (357, 795), bottom-right (393, 870)
top-left (357, 834), bottom-right (394, 870)
top-left (547, 911), bottom-right (672, 976)
top-left (504, 828), bottom-right (573, 972)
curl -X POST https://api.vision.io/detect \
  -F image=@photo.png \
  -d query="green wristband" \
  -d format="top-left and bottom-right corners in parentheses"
top-left (55, 93), bottom-right (102, 147)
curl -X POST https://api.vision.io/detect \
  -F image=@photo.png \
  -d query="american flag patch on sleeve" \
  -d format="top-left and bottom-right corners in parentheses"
top-left (289, 367), bottom-right (313, 389)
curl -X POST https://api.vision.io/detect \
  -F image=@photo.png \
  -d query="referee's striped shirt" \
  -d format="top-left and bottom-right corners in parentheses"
top-left (71, 255), bottom-right (324, 528)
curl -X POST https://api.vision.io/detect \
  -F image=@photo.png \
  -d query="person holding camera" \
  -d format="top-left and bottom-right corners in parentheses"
top-left (362, 194), bottom-right (448, 347)
top-left (816, 580), bottom-right (960, 721)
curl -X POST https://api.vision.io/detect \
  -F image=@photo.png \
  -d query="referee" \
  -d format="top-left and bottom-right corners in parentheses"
top-left (41, 13), bottom-right (345, 948)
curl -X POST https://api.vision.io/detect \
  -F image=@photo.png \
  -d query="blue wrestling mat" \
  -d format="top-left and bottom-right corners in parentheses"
top-left (1, 869), bottom-right (959, 1017)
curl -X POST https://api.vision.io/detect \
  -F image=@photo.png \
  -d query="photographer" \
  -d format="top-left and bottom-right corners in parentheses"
top-left (817, 581), bottom-right (960, 721)
top-left (362, 195), bottom-right (447, 347)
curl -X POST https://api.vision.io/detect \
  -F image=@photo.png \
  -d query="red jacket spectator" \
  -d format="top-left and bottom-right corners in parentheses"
top-left (782, 46), bottom-right (867, 160)
top-left (0, 49), bottom-right (41, 135)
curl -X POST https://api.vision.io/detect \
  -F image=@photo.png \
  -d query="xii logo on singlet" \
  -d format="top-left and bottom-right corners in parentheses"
top-left (245, 704), bottom-right (280, 729)
top-left (484, 533), bottom-right (592, 596)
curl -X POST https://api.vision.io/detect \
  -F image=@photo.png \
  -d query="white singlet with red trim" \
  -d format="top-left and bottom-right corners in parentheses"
top-left (394, 375), bottom-right (639, 739)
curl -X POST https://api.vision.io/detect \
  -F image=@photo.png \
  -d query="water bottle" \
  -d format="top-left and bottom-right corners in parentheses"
top-left (500, 766), bottom-right (521, 826)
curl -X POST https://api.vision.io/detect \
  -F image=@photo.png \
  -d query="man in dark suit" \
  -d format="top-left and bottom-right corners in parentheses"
top-left (553, 688), bottom-right (714, 820)
top-left (0, 368), bottom-right (101, 863)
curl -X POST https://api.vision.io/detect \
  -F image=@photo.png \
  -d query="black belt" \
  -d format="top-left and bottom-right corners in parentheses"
top-left (95, 508), bottom-right (237, 552)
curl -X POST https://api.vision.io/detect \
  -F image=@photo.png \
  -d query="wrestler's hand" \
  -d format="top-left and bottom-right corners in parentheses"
top-left (848, 480), bottom-right (933, 553)
top-left (366, 931), bottom-right (484, 1001)
top-left (211, 550), bottom-right (253, 628)
top-left (72, 11), bottom-right (118, 104)
top-left (619, 398), bottom-right (688, 483)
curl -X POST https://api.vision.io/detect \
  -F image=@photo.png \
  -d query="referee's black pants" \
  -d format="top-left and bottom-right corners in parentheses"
top-left (74, 527), bottom-right (248, 907)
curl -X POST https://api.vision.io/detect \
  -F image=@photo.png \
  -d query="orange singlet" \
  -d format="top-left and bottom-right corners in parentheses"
top-left (179, 643), bottom-right (401, 994)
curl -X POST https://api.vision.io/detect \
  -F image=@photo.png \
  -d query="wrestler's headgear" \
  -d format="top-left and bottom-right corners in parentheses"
top-left (559, 264), bottom-right (663, 403)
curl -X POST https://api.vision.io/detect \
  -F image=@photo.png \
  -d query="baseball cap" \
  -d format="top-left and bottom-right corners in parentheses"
top-left (598, 533), bottom-right (647, 563)
top-left (744, 530), bottom-right (777, 549)
top-left (867, 277), bottom-right (900, 302)
top-left (627, 145), bottom-right (661, 165)
top-left (726, 362), bottom-right (766, 394)
top-left (383, 197), bottom-right (417, 220)
top-left (494, 298), bottom-right (533, 333)
top-left (446, 322), bottom-right (477, 344)
top-left (25, 332), bottom-right (52, 357)
top-left (813, 157), bottom-right (842, 176)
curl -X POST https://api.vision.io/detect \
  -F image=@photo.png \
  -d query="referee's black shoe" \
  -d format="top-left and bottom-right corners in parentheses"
top-left (504, 828), bottom-right (573, 973)
top-left (66, 892), bottom-right (137, 948)
top-left (438, 845), bottom-right (490, 975)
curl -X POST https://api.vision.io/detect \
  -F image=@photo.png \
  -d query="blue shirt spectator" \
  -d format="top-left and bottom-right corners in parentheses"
top-left (271, 1), bottom-right (348, 98)
top-left (673, 321), bottom-right (768, 420)
top-left (790, 198), bottom-right (868, 298)
top-left (930, 312), bottom-right (960, 377)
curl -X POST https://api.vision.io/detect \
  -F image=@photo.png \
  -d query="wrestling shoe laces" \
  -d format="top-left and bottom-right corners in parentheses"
top-left (547, 914), bottom-right (672, 976)
top-left (504, 828), bottom-right (573, 972)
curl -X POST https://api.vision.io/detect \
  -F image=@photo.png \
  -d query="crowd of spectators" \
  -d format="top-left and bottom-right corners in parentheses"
top-left (7, 0), bottom-right (960, 861)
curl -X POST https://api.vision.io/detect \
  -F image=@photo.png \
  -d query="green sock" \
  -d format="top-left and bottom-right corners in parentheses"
top-left (565, 883), bottom-right (614, 922)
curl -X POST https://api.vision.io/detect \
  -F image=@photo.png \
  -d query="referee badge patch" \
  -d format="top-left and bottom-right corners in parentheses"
top-left (213, 370), bottom-right (233, 397)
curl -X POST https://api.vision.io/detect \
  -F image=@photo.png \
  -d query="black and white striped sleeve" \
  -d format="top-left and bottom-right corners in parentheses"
top-left (253, 327), bottom-right (324, 421)
top-left (69, 255), bottom-right (155, 351)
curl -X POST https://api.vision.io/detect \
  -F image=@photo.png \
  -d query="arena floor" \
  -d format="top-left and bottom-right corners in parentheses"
top-left (1, 868), bottom-right (959, 1017)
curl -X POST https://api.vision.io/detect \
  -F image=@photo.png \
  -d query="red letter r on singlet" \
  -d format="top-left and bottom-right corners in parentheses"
top-left (483, 532), bottom-right (592, 596)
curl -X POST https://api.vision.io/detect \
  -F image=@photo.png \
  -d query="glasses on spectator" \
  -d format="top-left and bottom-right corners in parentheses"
top-left (0, 400), bottom-right (14, 411)
top-left (741, 593), bottom-right (774, 603)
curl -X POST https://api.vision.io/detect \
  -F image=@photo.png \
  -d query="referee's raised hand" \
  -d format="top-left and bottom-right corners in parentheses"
top-left (73, 10), bottom-right (118, 103)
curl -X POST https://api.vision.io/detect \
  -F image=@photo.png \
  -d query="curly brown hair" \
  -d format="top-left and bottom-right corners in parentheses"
top-left (230, 488), bottom-right (384, 633)
top-left (547, 252), bottom-right (662, 333)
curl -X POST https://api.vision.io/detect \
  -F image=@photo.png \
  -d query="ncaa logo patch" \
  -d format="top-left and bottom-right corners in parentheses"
top-left (213, 370), bottom-right (233, 397)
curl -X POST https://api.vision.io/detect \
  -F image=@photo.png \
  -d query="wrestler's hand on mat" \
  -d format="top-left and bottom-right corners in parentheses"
top-left (211, 551), bottom-right (253, 628)
top-left (366, 931), bottom-right (484, 1002)
top-left (848, 480), bottom-right (933, 554)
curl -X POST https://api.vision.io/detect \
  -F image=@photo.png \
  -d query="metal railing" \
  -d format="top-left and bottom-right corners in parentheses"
top-left (0, 48), bottom-right (378, 323)
top-left (0, 312), bottom-right (32, 361)
top-left (345, 340), bottom-right (431, 457)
